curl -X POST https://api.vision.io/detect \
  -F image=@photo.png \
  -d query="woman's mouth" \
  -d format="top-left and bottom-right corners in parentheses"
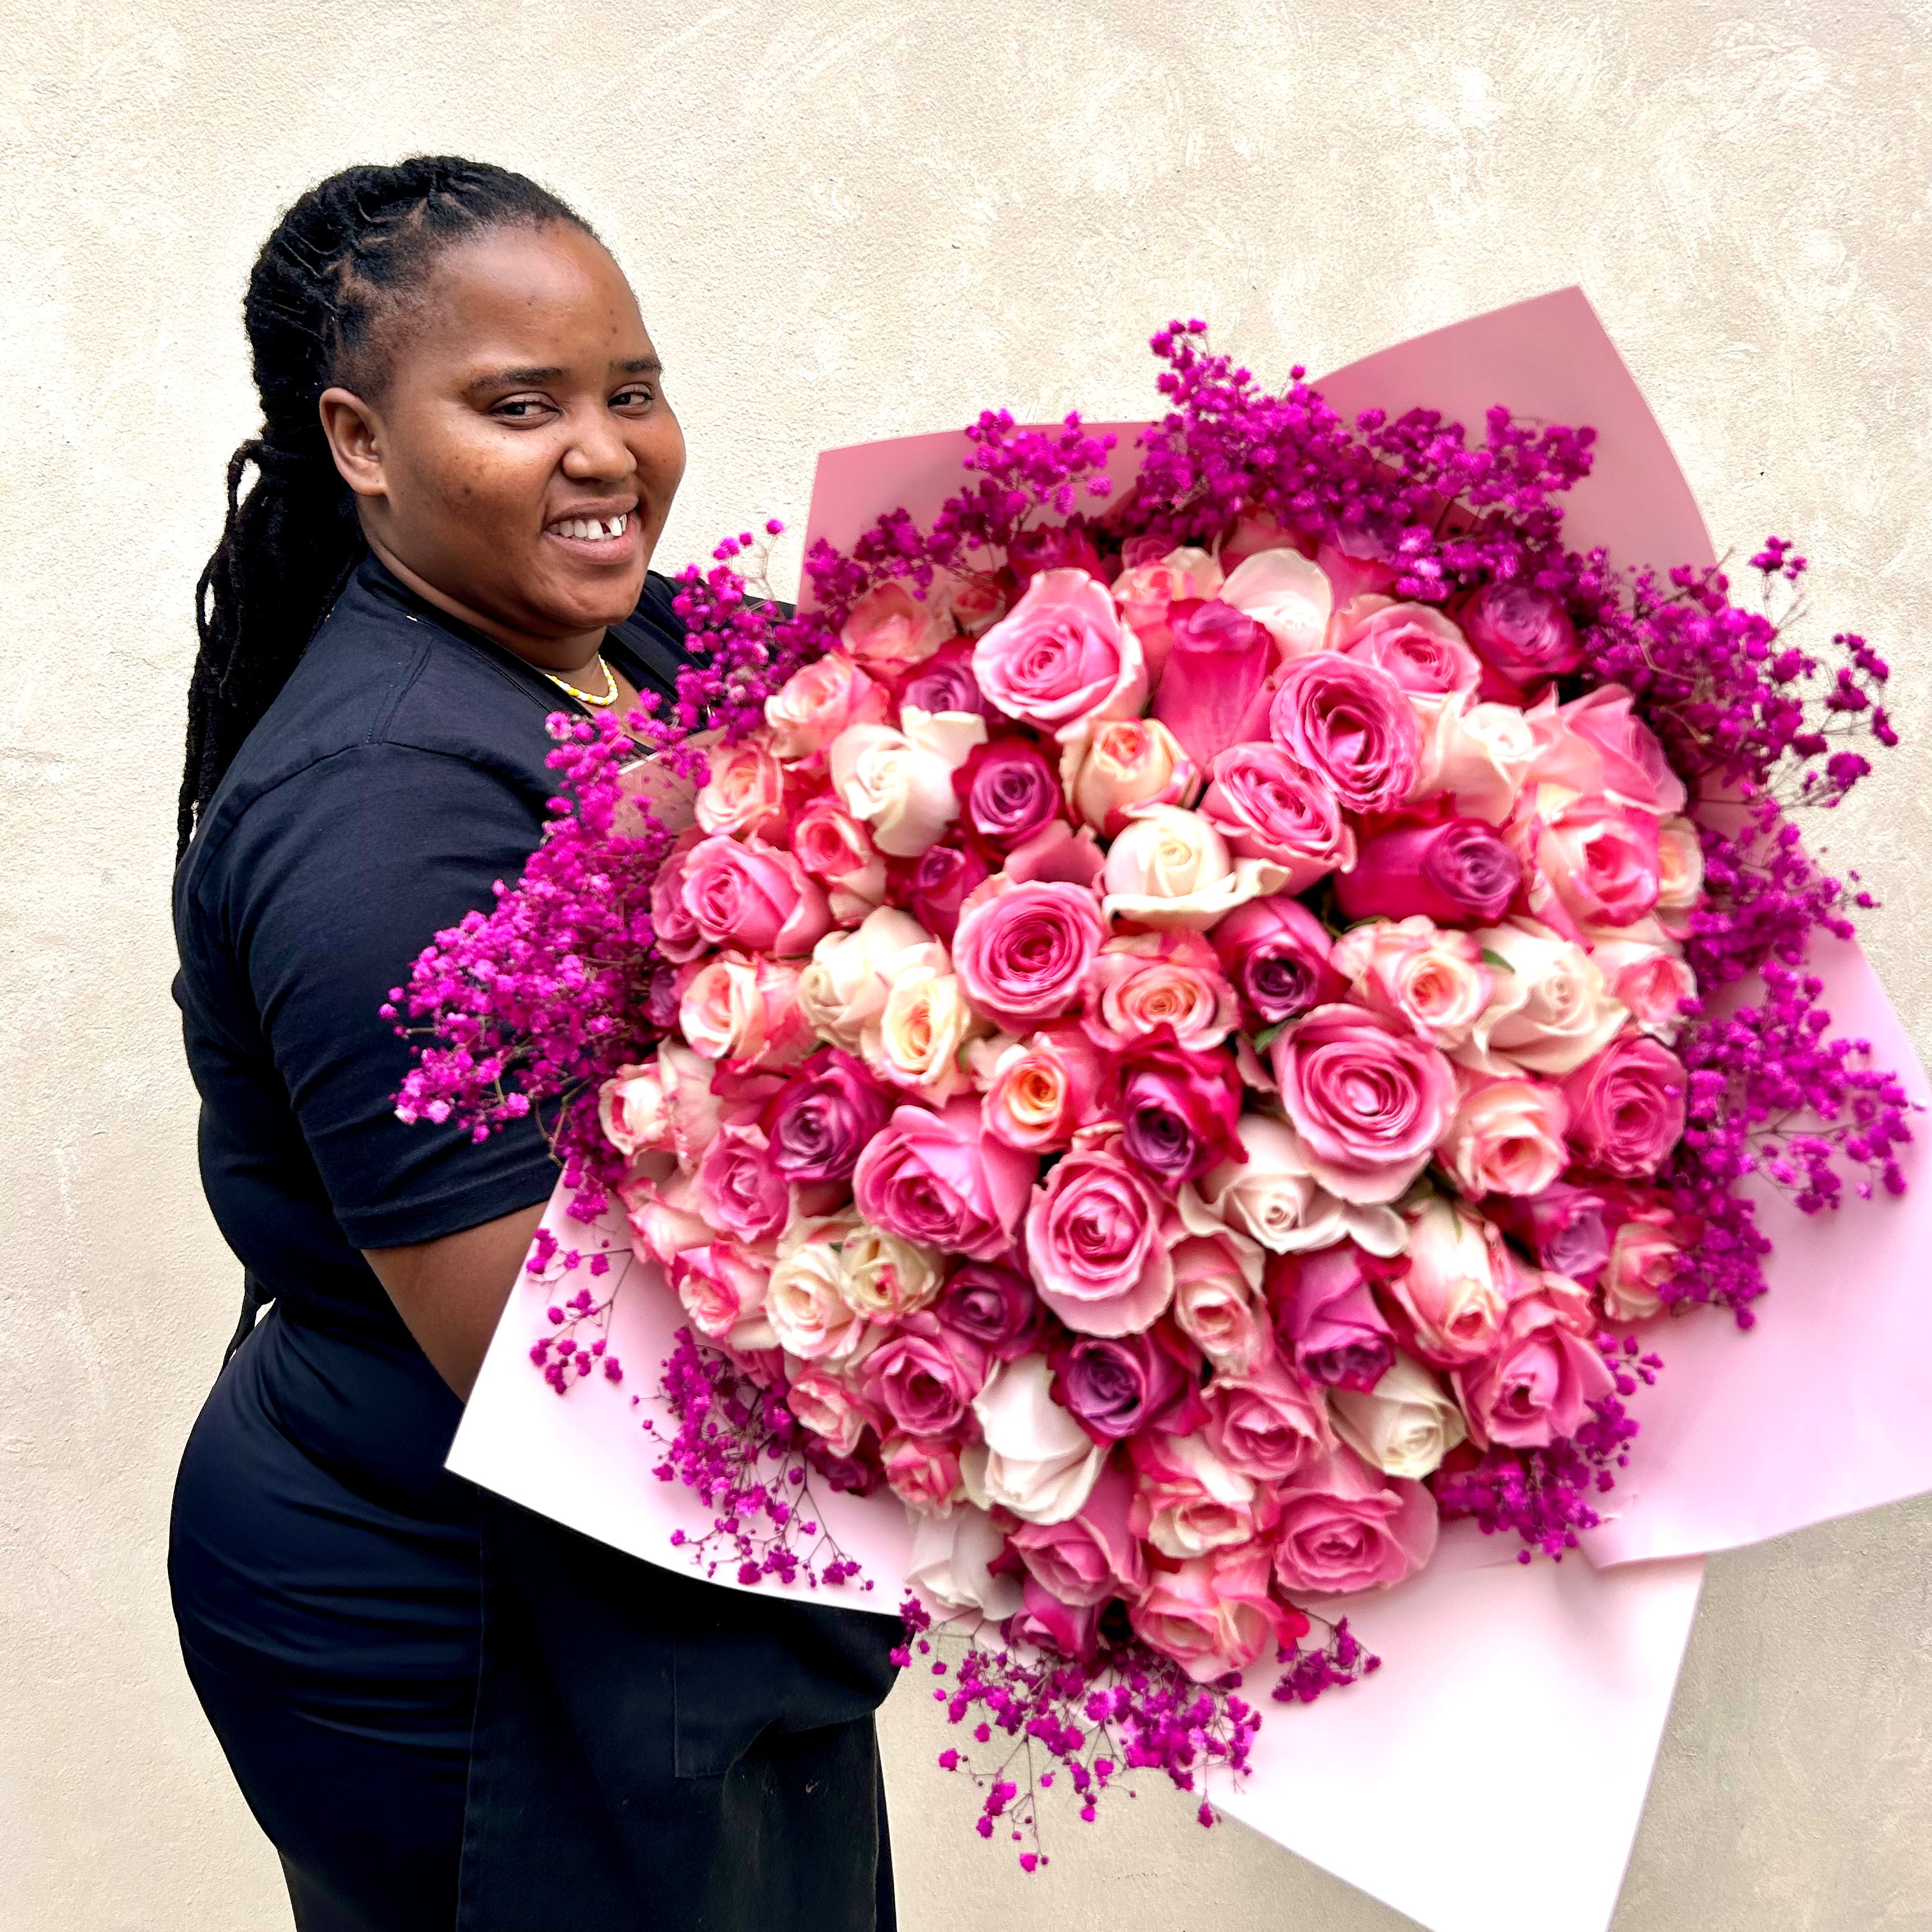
top-left (544, 508), bottom-right (638, 562)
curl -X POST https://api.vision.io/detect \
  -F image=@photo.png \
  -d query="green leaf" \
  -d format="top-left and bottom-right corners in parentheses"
top-left (1251, 1022), bottom-right (1285, 1053)
top-left (1479, 948), bottom-right (1516, 972)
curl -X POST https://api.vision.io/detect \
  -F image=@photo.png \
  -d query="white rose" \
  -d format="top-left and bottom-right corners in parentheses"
top-left (1142, 1432), bottom-right (1261, 1559)
top-left (797, 907), bottom-right (934, 1051)
top-left (838, 1223), bottom-right (943, 1321)
top-left (1455, 917), bottom-right (1628, 1077)
top-left (1410, 694), bottom-right (1538, 825)
top-left (1329, 1352), bottom-right (1468, 1479)
top-left (764, 1222), bottom-right (878, 1365)
top-left (908, 1504), bottom-right (1025, 1621)
top-left (1184, 1114), bottom-right (1407, 1257)
top-left (960, 1355), bottom-right (1105, 1526)
top-left (861, 960), bottom-right (984, 1102)
top-left (1101, 804), bottom-right (1289, 931)
top-left (1219, 546), bottom-right (1333, 657)
top-left (828, 705), bottom-right (987, 857)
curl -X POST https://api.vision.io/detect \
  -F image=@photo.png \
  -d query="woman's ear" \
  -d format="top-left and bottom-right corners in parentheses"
top-left (318, 387), bottom-right (388, 502)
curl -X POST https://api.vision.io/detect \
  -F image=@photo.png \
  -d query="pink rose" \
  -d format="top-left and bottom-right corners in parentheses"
top-left (1151, 599), bottom-right (1275, 765)
top-left (1333, 816), bottom-right (1522, 927)
top-left (1601, 1200), bottom-right (1689, 1321)
top-left (951, 875), bottom-right (1107, 1031)
top-left (1330, 596), bottom-right (1482, 698)
top-left (648, 838), bottom-right (709, 964)
top-left (1269, 1004), bottom-right (1457, 1204)
top-left (860, 1310), bottom-right (993, 1437)
top-left (1330, 916), bottom-right (1492, 1050)
top-left (681, 834), bottom-right (832, 957)
top-left (790, 797), bottom-right (886, 923)
top-left (852, 1098), bottom-right (1035, 1261)
top-left (669, 1241), bottom-right (774, 1351)
top-left (1211, 896), bottom-right (1346, 1030)
top-left (1130, 1430), bottom-right (1278, 1560)
top-left (999, 818), bottom-right (1107, 889)
top-left (1271, 1445), bottom-right (1439, 1594)
top-left (1130, 1541), bottom-right (1303, 1683)
top-left (972, 567), bottom-right (1147, 733)
top-left (1114, 1043), bottom-right (1244, 1190)
top-left (1112, 546), bottom-right (1225, 678)
top-left (691, 1121), bottom-right (790, 1244)
top-left (1047, 1322), bottom-right (1205, 1442)
top-left (679, 951), bottom-right (815, 1070)
top-left (762, 1048), bottom-right (894, 1185)
top-left (1008, 523), bottom-right (1105, 590)
top-left (1198, 742), bottom-right (1357, 891)
top-left (1025, 1125), bottom-right (1174, 1335)
top-left (959, 739), bottom-right (1064, 852)
top-left (901, 643), bottom-right (987, 718)
top-left (1452, 581), bottom-right (1583, 703)
top-left (1170, 1224), bottom-right (1273, 1376)
top-left (1493, 1181), bottom-right (1613, 1284)
top-left (1268, 653), bottom-right (1422, 814)
top-left (1561, 1035), bottom-right (1688, 1178)
top-left (1268, 1241), bottom-right (1400, 1392)
top-left (930, 569), bottom-right (1009, 638)
top-left (1314, 528), bottom-right (1400, 606)
top-left (1388, 1196), bottom-right (1510, 1368)
top-left (1059, 717), bottom-right (1200, 836)
top-left (1008, 1574), bottom-right (1104, 1663)
top-left (905, 840), bottom-right (990, 946)
top-left (1510, 787), bottom-right (1661, 932)
top-left (786, 1363), bottom-right (878, 1457)
top-left (880, 1432), bottom-right (965, 1513)
top-left (1081, 931), bottom-right (1240, 1052)
top-left (1008, 1460), bottom-right (1149, 1606)
top-left (1527, 685), bottom-right (1687, 818)
top-left (1439, 1072), bottom-right (1572, 1199)
top-left (1453, 1278), bottom-right (1617, 1448)
top-left (764, 649), bottom-right (889, 760)
top-left (839, 580), bottom-right (947, 675)
top-left (976, 1025), bottom-right (1108, 1153)
top-left (694, 733), bottom-right (790, 840)
top-left (1585, 922), bottom-right (1697, 1041)
top-left (1201, 1357), bottom-right (1333, 1482)
top-left (618, 1169), bottom-right (712, 1269)
top-left (598, 1059), bottom-right (675, 1161)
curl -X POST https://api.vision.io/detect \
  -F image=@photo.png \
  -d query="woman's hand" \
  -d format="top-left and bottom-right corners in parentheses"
top-left (364, 1200), bottom-right (548, 1400)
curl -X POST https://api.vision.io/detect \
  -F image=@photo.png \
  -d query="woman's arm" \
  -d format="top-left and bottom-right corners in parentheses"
top-left (365, 1199), bottom-right (546, 1400)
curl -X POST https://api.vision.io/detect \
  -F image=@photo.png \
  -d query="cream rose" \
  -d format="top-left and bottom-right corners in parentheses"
top-left (1102, 804), bottom-right (1289, 931)
top-left (797, 907), bottom-right (935, 1052)
top-left (1455, 917), bottom-right (1629, 1077)
top-left (1219, 545), bottom-right (1333, 657)
top-left (764, 1222), bottom-right (878, 1365)
top-left (1409, 694), bottom-right (1539, 825)
top-left (1183, 1114), bottom-right (1406, 1257)
top-left (1329, 1353), bottom-right (1468, 1479)
top-left (860, 958), bottom-right (984, 1102)
top-left (828, 705), bottom-right (988, 857)
top-left (838, 1222), bottom-right (944, 1321)
top-left (960, 1355), bottom-right (1106, 1526)
top-left (907, 1504), bottom-right (1025, 1620)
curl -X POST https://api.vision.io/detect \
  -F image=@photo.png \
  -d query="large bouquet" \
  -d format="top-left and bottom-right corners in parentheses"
top-left (401, 293), bottom-right (1926, 1927)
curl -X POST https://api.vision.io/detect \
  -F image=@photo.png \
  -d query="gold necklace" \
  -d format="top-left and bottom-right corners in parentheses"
top-left (546, 654), bottom-right (619, 708)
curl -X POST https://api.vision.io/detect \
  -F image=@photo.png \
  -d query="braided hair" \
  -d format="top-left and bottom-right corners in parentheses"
top-left (179, 157), bottom-right (595, 857)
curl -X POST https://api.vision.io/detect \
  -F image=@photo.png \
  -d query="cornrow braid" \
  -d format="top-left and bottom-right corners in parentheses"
top-left (178, 157), bottom-right (595, 857)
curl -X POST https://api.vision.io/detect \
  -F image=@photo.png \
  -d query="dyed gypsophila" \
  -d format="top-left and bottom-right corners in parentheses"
top-left (393, 321), bottom-right (1906, 1853)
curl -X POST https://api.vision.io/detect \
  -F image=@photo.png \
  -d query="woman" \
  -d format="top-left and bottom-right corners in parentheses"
top-left (170, 158), bottom-right (900, 1932)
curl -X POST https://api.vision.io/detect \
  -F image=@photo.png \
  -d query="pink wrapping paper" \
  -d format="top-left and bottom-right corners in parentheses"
top-left (448, 289), bottom-right (1930, 1932)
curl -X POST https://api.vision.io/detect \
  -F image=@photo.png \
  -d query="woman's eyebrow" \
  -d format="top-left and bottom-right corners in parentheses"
top-left (464, 365), bottom-right (565, 394)
top-left (615, 355), bottom-right (663, 378)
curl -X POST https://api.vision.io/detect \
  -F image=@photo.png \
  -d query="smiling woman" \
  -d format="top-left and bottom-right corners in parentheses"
top-left (169, 159), bottom-right (900, 1932)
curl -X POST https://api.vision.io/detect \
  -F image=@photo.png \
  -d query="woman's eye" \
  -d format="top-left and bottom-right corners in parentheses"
top-left (492, 396), bottom-right (553, 421)
top-left (612, 386), bottom-right (657, 410)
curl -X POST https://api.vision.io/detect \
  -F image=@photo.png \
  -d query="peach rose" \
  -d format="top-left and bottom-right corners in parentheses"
top-left (679, 951), bottom-right (815, 1070)
top-left (1080, 930), bottom-right (1240, 1052)
top-left (1439, 1073), bottom-right (1573, 1199)
top-left (1330, 916), bottom-right (1493, 1050)
top-left (693, 732), bottom-right (788, 840)
top-left (839, 580), bottom-right (947, 675)
top-left (973, 1025), bottom-right (1108, 1152)
top-left (1059, 716), bottom-right (1200, 836)
top-left (1584, 918), bottom-right (1697, 1042)
top-left (763, 649), bottom-right (889, 760)
top-left (861, 958), bottom-right (985, 1103)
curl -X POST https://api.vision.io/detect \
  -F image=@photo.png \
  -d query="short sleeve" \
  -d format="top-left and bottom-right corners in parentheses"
top-left (227, 742), bottom-right (562, 1249)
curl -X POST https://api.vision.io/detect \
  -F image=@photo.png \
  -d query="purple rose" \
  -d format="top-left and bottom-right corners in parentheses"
top-left (903, 647), bottom-right (986, 717)
top-left (763, 1049), bottom-right (894, 1184)
top-left (935, 1262), bottom-right (1042, 1362)
top-left (1453, 581), bottom-right (1583, 703)
top-left (1333, 817), bottom-right (1521, 926)
top-left (1494, 1181), bottom-right (1614, 1282)
top-left (1269, 1243), bottom-right (1399, 1392)
top-left (962, 739), bottom-right (1062, 852)
top-left (901, 840), bottom-right (989, 946)
top-left (1151, 597), bottom-right (1274, 767)
top-left (1047, 1322), bottom-right (1205, 1443)
top-left (1211, 894), bottom-right (1348, 1028)
top-left (802, 1433), bottom-right (884, 1496)
top-left (1116, 1045), bottom-right (1243, 1188)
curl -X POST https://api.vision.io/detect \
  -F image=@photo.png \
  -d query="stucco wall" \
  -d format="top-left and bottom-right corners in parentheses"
top-left (4, 2), bottom-right (1930, 1926)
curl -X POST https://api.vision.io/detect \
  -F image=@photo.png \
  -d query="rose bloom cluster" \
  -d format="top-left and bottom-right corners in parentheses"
top-left (602, 525), bottom-right (1705, 1683)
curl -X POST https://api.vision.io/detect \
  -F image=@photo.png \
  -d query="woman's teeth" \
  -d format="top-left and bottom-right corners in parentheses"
top-left (551, 513), bottom-right (629, 540)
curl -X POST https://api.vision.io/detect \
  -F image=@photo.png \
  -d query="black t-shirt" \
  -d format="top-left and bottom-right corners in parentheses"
top-left (174, 553), bottom-right (689, 1342)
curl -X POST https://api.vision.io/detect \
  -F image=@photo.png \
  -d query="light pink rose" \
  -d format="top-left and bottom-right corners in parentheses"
top-left (694, 732), bottom-right (788, 840)
top-left (669, 1240), bottom-right (775, 1352)
top-left (880, 1432), bottom-right (966, 1514)
top-left (1654, 816), bottom-right (1705, 927)
top-left (618, 1168), bottom-right (713, 1269)
top-left (1330, 595), bottom-right (1482, 698)
top-left (1388, 1196), bottom-right (1510, 1368)
top-left (1059, 717), bottom-right (1200, 836)
top-left (1269, 1004), bottom-right (1457, 1204)
top-left (1439, 1072), bottom-right (1572, 1199)
top-left (598, 1059), bottom-right (675, 1160)
top-left (648, 836), bottom-right (709, 964)
top-left (679, 951), bottom-right (815, 1071)
top-left (859, 1310), bottom-right (993, 1437)
top-left (1220, 546), bottom-right (1335, 658)
top-left (1601, 1202), bottom-right (1687, 1321)
top-left (764, 649), bottom-right (890, 760)
top-left (1130, 1430), bottom-right (1278, 1560)
top-left (791, 795), bottom-right (887, 924)
top-left (1170, 1225), bottom-right (1272, 1376)
top-left (1453, 1278), bottom-right (1617, 1448)
top-left (1584, 920), bottom-right (1697, 1041)
top-left (1025, 1124), bottom-right (1175, 1335)
top-left (1330, 917), bottom-right (1492, 1050)
top-left (1526, 685), bottom-right (1687, 818)
top-left (951, 875), bottom-right (1108, 1030)
top-left (691, 1121), bottom-right (791, 1245)
top-left (786, 1363), bottom-right (879, 1457)
top-left (1200, 1356), bottom-right (1333, 1482)
top-left (908, 1505), bottom-right (1024, 1620)
top-left (1510, 785), bottom-right (1662, 933)
top-left (1561, 1034), bottom-right (1688, 1178)
top-left (972, 567), bottom-right (1147, 733)
top-left (1198, 741), bottom-right (1357, 891)
top-left (962, 1354), bottom-right (1107, 1524)
top-left (798, 907), bottom-right (935, 1052)
top-left (975, 1025), bottom-right (1109, 1153)
top-left (1409, 694), bottom-right (1538, 826)
top-left (1080, 931), bottom-right (1240, 1053)
top-left (1130, 1541), bottom-right (1301, 1683)
top-left (1111, 546), bottom-right (1224, 679)
top-left (681, 834), bottom-right (832, 956)
top-left (840, 580), bottom-right (947, 675)
top-left (1189, 1114), bottom-right (1393, 1257)
top-left (1271, 1445), bottom-right (1439, 1595)
top-left (928, 569), bottom-right (1008, 638)
top-left (1007, 1459), bottom-right (1149, 1606)
top-left (852, 1098), bottom-right (1036, 1261)
top-left (1268, 653), bottom-right (1422, 815)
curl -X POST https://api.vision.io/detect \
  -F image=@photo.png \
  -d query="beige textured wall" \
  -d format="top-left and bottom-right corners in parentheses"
top-left (4, 2), bottom-right (1930, 1926)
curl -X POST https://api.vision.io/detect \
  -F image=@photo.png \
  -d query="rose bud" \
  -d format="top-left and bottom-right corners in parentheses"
top-left (1452, 581), bottom-right (1584, 703)
top-left (1333, 816), bottom-right (1522, 926)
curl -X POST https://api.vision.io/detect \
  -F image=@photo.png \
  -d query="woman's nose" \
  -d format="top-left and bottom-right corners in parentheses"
top-left (559, 407), bottom-right (636, 482)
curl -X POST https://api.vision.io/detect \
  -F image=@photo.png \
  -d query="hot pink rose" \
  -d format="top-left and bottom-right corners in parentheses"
top-left (1268, 1241), bottom-right (1400, 1392)
top-left (959, 739), bottom-right (1064, 852)
top-left (1271, 1445), bottom-right (1439, 1594)
top-left (790, 796), bottom-right (886, 922)
top-left (691, 1120), bottom-right (790, 1244)
top-left (681, 834), bottom-right (832, 957)
top-left (977, 1026), bottom-right (1108, 1153)
top-left (1315, 528), bottom-right (1401, 606)
top-left (1198, 741), bottom-right (1357, 891)
top-left (1129, 1431), bottom-right (1278, 1560)
top-left (1452, 581), bottom-right (1583, 702)
top-left (669, 1241), bottom-right (774, 1349)
top-left (1269, 1004), bottom-right (1457, 1203)
top-left (1453, 1278), bottom-right (1617, 1448)
top-left (1333, 816), bottom-right (1522, 926)
top-left (1268, 653), bottom-right (1422, 814)
top-left (1008, 1573), bottom-right (1104, 1663)
top-left (1510, 787), bottom-right (1661, 932)
top-left (1025, 1125), bottom-right (1174, 1335)
top-left (1081, 931), bottom-right (1240, 1052)
top-left (1008, 1459), bottom-right (1149, 1606)
top-left (859, 1310), bottom-right (993, 1437)
top-left (1112, 546), bottom-right (1225, 678)
top-left (972, 567), bottom-right (1147, 733)
top-left (1330, 597), bottom-right (1482, 698)
top-left (1151, 599), bottom-right (1275, 765)
top-left (1439, 1073), bottom-right (1572, 1199)
top-left (840, 580), bottom-right (946, 675)
top-left (764, 649), bottom-right (889, 759)
top-left (1211, 896), bottom-right (1347, 1029)
top-left (1528, 685), bottom-right (1687, 818)
top-left (951, 875), bottom-right (1107, 1031)
top-left (1130, 1542), bottom-right (1303, 1683)
top-left (679, 951), bottom-right (815, 1071)
top-left (694, 733), bottom-right (789, 840)
top-left (1114, 1044), bottom-right (1243, 1190)
top-left (880, 1432), bottom-right (965, 1513)
top-left (905, 840), bottom-right (990, 945)
top-left (1201, 1357), bottom-right (1333, 1482)
top-left (934, 1261), bottom-right (1043, 1362)
top-left (1561, 1035), bottom-right (1688, 1178)
top-left (852, 1098), bottom-right (1035, 1261)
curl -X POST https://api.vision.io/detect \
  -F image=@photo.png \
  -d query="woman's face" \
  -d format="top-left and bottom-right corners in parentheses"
top-left (324, 221), bottom-right (686, 659)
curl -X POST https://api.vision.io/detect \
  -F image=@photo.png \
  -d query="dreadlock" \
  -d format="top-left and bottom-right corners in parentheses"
top-left (178, 157), bottom-right (595, 858)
